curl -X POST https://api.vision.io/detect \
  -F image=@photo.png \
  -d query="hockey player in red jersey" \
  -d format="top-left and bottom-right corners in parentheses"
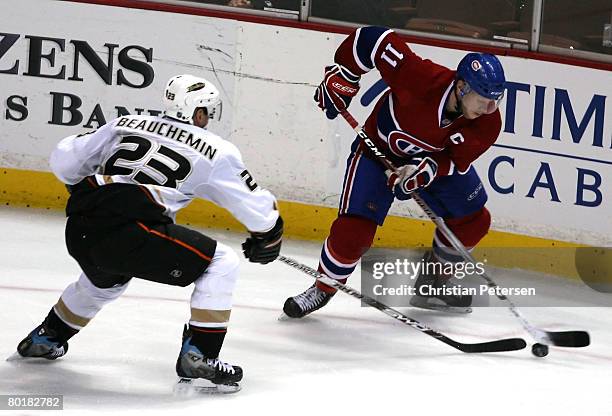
top-left (283, 26), bottom-right (506, 317)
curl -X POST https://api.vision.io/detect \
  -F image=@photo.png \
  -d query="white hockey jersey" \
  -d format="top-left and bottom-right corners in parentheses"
top-left (50, 115), bottom-right (279, 233)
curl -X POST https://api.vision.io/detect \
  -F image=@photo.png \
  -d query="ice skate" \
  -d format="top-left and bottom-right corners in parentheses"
top-left (9, 323), bottom-right (69, 361)
top-left (174, 325), bottom-right (242, 394)
top-left (282, 284), bottom-right (335, 319)
top-left (409, 251), bottom-right (473, 314)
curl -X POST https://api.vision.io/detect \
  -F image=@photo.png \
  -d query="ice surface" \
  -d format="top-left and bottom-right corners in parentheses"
top-left (1, 207), bottom-right (610, 415)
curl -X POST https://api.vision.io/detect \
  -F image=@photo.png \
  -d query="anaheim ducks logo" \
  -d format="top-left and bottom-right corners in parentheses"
top-left (187, 82), bottom-right (205, 92)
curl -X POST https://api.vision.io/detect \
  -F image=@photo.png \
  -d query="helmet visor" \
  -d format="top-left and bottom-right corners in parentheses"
top-left (464, 83), bottom-right (504, 115)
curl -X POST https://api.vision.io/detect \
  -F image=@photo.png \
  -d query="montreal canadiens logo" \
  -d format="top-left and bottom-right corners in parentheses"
top-left (388, 131), bottom-right (424, 156)
top-left (471, 60), bottom-right (482, 71)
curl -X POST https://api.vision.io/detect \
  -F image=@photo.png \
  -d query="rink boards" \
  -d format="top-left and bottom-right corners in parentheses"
top-left (0, 0), bottom-right (610, 279)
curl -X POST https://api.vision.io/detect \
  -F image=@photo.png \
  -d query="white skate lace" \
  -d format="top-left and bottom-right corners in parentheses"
top-left (294, 286), bottom-right (327, 312)
top-left (207, 358), bottom-right (235, 374)
top-left (47, 346), bottom-right (65, 358)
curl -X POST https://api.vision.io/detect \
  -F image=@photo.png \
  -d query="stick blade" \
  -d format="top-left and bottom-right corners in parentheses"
top-left (546, 331), bottom-right (590, 347)
top-left (459, 337), bottom-right (527, 353)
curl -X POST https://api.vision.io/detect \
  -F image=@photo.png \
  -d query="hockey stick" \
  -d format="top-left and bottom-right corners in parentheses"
top-left (339, 110), bottom-right (590, 348)
top-left (278, 255), bottom-right (526, 353)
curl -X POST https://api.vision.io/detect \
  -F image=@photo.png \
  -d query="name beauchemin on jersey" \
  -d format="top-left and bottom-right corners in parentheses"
top-left (116, 116), bottom-right (218, 160)
top-left (373, 285), bottom-right (536, 297)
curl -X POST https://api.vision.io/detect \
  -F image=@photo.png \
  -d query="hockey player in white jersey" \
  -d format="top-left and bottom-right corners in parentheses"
top-left (13, 74), bottom-right (283, 393)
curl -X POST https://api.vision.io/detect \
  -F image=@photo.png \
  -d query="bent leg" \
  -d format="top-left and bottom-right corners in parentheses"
top-left (44, 217), bottom-right (218, 347)
top-left (316, 215), bottom-right (377, 293)
top-left (410, 167), bottom-right (490, 311)
top-left (53, 272), bottom-right (131, 333)
top-left (176, 243), bottom-right (244, 385)
top-left (188, 242), bottom-right (240, 358)
top-left (16, 272), bottom-right (130, 359)
top-left (417, 166), bottom-right (490, 260)
top-left (318, 140), bottom-right (393, 292)
top-left (283, 142), bottom-right (390, 318)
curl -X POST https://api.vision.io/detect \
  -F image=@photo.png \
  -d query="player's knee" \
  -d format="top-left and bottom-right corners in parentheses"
top-left (201, 242), bottom-right (240, 289)
top-left (214, 243), bottom-right (240, 283)
top-left (328, 215), bottom-right (377, 260)
top-left (78, 273), bottom-right (129, 303)
top-left (191, 243), bottom-right (239, 309)
top-left (57, 273), bottom-right (129, 324)
top-left (445, 207), bottom-right (491, 247)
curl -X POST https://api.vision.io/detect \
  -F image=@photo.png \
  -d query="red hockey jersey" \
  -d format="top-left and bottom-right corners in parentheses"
top-left (335, 27), bottom-right (502, 176)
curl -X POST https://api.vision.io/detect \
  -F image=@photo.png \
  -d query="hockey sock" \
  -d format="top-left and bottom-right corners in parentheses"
top-left (315, 266), bottom-right (347, 293)
top-left (43, 308), bottom-right (80, 344)
top-left (316, 215), bottom-right (377, 293)
top-left (189, 325), bottom-right (227, 359)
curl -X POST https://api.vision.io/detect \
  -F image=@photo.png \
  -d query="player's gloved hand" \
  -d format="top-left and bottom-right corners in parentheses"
top-left (385, 156), bottom-right (438, 200)
top-left (314, 64), bottom-right (360, 120)
top-left (242, 216), bottom-right (284, 264)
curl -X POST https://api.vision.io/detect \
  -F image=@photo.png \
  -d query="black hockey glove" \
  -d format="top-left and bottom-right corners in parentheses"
top-left (242, 216), bottom-right (284, 264)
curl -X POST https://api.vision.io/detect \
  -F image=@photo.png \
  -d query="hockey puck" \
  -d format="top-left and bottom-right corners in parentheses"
top-left (531, 343), bottom-right (549, 357)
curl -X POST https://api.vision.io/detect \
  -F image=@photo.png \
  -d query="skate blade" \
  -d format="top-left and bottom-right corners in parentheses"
top-left (5, 352), bottom-right (56, 362)
top-left (174, 377), bottom-right (241, 395)
top-left (5, 351), bottom-right (23, 362)
top-left (278, 312), bottom-right (292, 321)
top-left (409, 296), bottom-right (472, 314)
